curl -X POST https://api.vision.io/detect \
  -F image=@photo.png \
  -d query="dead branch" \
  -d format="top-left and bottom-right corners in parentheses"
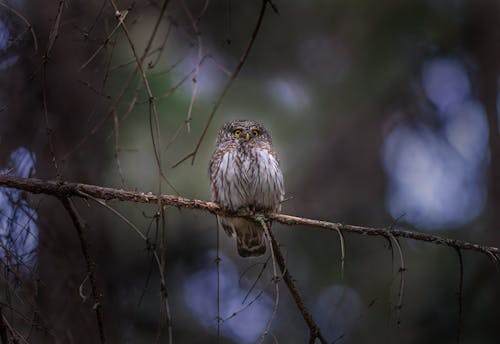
top-left (269, 213), bottom-right (500, 261)
top-left (265, 225), bottom-right (327, 344)
top-left (59, 197), bottom-right (106, 344)
top-left (0, 175), bottom-right (498, 259)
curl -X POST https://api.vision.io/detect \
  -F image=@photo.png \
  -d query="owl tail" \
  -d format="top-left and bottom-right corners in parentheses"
top-left (220, 217), bottom-right (267, 257)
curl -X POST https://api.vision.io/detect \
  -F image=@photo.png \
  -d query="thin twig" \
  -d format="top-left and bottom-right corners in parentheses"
top-left (0, 307), bottom-right (12, 344)
top-left (334, 227), bottom-right (345, 280)
top-left (147, 21), bottom-right (173, 69)
top-left (455, 247), bottom-right (463, 344)
top-left (1, 311), bottom-right (27, 344)
top-left (215, 219), bottom-right (221, 340)
top-left (40, 0), bottom-right (65, 178)
top-left (155, 206), bottom-right (173, 344)
top-left (106, 0), bottom-right (165, 180)
top-left (388, 234), bottom-right (405, 326)
top-left (112, 109), bottom-right (126, 185)
top-left (172, 0), bottom-right (271, 167)
top-left (79, 10), bottom-right (129, 70)
top-left (59, 197), bottom-right (106, 344)
top-left (77, 190), bottom-right (147, 240)
top-left (0, 1), bottom-right (38, 51)
top-left (240, 259), bottom-right (269, 304)
top-left (62, 68), bottom-right (137, 160)
top-left (45, 0), bottom-right (64, 59)
top-left (265, 226), bottom-right (327, 344)
top-left (77, 189), bottom-right (172, 343)
top-left (256, 217), bottom-right (279, 343)
top-left (181, 0), bottom-right (204, 132)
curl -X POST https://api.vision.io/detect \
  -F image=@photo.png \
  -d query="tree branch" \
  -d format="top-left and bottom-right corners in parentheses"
top-left (0, 175), bottom-right (498, 259)
top-left (0, 175), bottom-right (496, 256)
top-left (268, 213), bottom-right (499, 261)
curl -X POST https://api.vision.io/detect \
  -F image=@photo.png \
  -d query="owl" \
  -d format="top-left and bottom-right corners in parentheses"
top-left (209, 120), bottom-right (285, 257)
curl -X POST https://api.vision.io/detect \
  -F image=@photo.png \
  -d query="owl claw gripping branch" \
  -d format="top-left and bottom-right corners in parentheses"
top-left (209, 120), bottom-right (285, 257)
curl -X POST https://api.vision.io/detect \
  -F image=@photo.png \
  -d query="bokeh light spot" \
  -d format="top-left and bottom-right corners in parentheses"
top-left (0, 147), bottom-right (38, 269)
top-left (314, 285), bottom-right (363, 342)
top-left (383, 125), bottom-right (486, 229)
top-left (183, 251), bottom-right (273, 343)
top-left (267, 77), bottom-right (311, 113)
top-left (384, 57), bottom-right (488, 230)
top-left (0, 20), bottom-right (10, 51)
top-left (422, 58), bottom-right (470, 114)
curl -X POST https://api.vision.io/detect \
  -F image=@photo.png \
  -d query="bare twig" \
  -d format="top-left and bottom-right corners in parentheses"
top-left (79, 10), bottom-right (129, 70)
top-left (62, 68), bottom-right (137, 161)
top-left (0, 1), bottom-right (38, 51)
top-left (59, 197), bottom-right (106, 344)
top-left (181, 0), bottom-right (204, 132)
top-left (240, 258), bottom-right (269, 304)
top-left (172, 0), bottom-right (271, 167)
top-left (106, 0), bottom-right (165, 178)
top-left (334, 227), bottom-right (345, 280)
top-left (75, 190), bottom-right (172, 344)
top-left (1, 311), bottom-right (27, 344)
top-left (44, 1), bottom-right (64, 59)
top-left (40, 0), bottom-right (65, 177)
top-left (265, 225), bottom-right (327, 344)
top-left (455, 248), bottom-right (463, 344)
top-left (215, 220), bottom-right (221, 339)
top-left (76, 190), bottom-right (147, 240)
top-left (112, 110), bottom-right (126, 185)
top-left (388, 234), bottom-right (405, 326)
top-left (256, 217), bottom-right (279, 343)
top-left (154, 207), bottom-right (173, 344)
top-left (0, 306), bottom-right (12, 344)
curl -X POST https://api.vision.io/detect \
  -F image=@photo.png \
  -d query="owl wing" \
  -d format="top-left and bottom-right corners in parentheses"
top-left (209, 143), bottom-right (229, 204)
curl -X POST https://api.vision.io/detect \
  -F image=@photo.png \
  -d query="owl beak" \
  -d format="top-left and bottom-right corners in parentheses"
top-left (245, 133), bottom-right (251, 141)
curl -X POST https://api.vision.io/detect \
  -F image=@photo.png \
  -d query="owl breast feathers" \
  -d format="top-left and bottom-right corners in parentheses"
top-left (209, 120), bottom-right (285, 257)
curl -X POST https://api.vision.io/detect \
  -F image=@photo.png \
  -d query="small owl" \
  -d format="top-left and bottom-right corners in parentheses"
top-left (209, 120), bottom-right (285, 257)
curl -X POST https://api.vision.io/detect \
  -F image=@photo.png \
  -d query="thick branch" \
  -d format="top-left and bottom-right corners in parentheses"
top-left (0, 175), bottom-right (499, 260)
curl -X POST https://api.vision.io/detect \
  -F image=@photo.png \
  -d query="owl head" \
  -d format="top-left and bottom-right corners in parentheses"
top-left (216, 120), bottom-right (272, 145)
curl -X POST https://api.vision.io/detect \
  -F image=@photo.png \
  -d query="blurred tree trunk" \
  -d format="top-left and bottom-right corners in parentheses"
top-left (465, 0), bottom-right (500, 244)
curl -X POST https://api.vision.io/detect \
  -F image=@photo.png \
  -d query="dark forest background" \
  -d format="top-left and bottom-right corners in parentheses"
top-left (1, 0), bottom-right (500, 343)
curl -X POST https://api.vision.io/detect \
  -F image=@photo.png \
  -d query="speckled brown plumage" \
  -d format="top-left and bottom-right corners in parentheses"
top-left (209, 120), bottom-right (285, 257)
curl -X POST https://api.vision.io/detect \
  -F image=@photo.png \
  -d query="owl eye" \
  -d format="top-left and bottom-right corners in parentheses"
top-left (233, 129), bottom-right (242, 137)
top-left (252, 129), bottom-right (260, 137)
